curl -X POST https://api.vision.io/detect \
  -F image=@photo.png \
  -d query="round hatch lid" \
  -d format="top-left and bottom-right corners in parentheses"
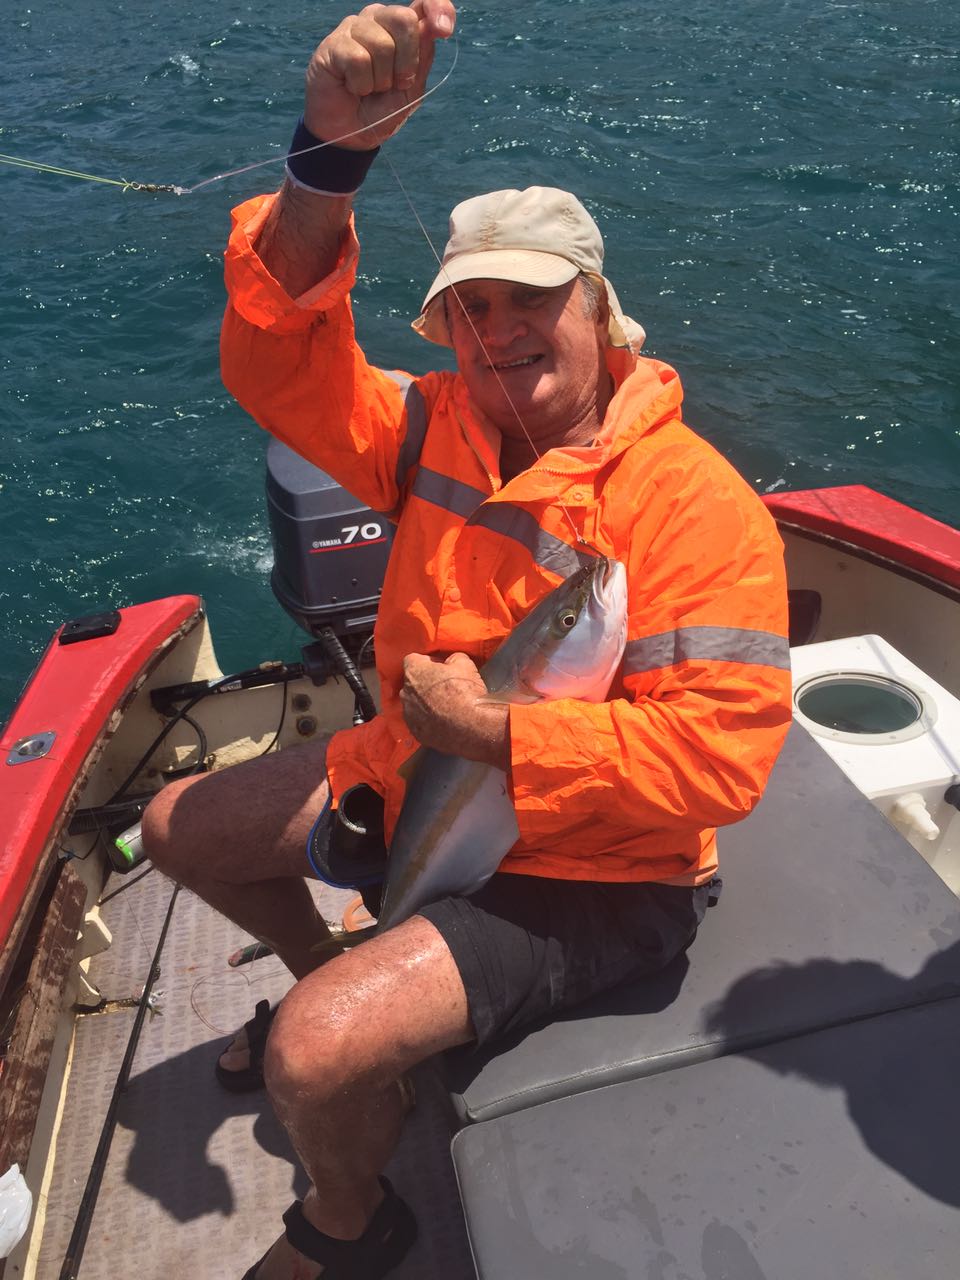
top-left (794, 671), bottom-right (937, 745)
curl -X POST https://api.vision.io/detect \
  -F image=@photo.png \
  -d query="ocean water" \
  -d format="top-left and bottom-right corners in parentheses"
top-left (2, 0), bottom-right (957, 718)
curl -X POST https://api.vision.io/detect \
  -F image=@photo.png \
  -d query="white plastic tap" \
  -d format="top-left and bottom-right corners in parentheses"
top-left (890, 792), bottom-right (940, 842)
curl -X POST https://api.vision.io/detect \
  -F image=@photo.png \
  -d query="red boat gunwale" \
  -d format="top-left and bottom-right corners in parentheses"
top-left (764, 485), bottom-right (960, 592)
top-left (0, 596), bottom-right (202, 980)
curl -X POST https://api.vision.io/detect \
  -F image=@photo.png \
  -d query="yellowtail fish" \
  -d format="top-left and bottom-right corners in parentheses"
top-left (376, 556), bottom-right (628, 930)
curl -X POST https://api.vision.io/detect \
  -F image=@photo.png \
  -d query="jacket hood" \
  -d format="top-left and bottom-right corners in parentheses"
top-left (520, 350), bottom-right (686, 478)
top-left (595, 349), bottom-right (684, 456)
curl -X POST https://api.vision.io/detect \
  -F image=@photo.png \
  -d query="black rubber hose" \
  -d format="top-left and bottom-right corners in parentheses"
top-left (317, 626), bottom-right (378, 723)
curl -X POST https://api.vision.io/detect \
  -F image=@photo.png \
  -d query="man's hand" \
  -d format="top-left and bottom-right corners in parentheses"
top-left (306, 0), bottom-right (457, 150)
top-left (254, 2), bottom-right (454, 301)
top-left (400, 652), bottom-right (509, 769)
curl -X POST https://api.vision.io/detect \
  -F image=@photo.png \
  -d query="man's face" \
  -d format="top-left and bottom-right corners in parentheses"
top-left (445, 277), bottom-right (609, 449)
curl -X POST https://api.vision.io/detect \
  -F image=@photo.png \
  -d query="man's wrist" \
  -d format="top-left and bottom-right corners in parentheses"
top-left (459, 702), bottom-right (510, 771)
top-left (286, 117), bottom-right (380, 195)
top-left (255, 185), bottom-right (355, 299)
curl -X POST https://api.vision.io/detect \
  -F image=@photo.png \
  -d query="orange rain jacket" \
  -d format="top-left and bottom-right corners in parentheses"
top-left (222, 195), bottom-right (793, 887)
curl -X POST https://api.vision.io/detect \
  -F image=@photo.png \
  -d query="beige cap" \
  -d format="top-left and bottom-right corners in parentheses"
top-left (411, 186), bottom-right (646, 353)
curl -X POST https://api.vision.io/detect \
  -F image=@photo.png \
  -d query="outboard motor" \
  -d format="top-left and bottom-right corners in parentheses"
top-left (266, 438), bottom-right (393, 722)
top-left (266, 438), bottom-right (393, 650)
top-left (145, 438), bottom-right (393, 769)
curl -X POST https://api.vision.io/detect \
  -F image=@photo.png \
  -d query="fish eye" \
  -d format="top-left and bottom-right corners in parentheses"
top-left (559, 611), bottom-right (577, 629)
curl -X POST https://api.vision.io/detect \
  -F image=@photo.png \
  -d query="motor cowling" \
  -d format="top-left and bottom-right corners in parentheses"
top-left (265, 438), bottom-right (392, 645)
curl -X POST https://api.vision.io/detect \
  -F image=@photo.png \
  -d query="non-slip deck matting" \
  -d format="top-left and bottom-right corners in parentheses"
top-left (36, 872), bottom-right (474, 1280)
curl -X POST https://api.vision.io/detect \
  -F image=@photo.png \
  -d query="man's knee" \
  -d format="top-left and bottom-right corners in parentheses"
top-left (140, 775), bottom-right (205, 878)
top-left (144, 739), bottom-right (330, 882)
top-left (264, 975), bottom-right (374, 1106)
top-left (263, 919), bottom-right (473, 1107)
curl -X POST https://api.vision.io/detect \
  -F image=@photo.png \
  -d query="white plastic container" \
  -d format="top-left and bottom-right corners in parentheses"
top-left (0, 1164), bottom-right (32, 1258)
top-left (790, 634), bottom-right (960, 893)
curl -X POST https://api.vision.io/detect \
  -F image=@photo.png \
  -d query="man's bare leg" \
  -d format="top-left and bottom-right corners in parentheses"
top-left (141, 738), bottom-right (338, 1070)
top-left (249, 913), bottom-right (473, 1278)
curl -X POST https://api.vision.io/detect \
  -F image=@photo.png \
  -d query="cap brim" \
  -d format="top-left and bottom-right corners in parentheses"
top-left (413, 250), bottom-right (580, 346)
top-left (422, 249), bottom-right (580, 309)
top-left (412, 264), bottom-right (646, 356)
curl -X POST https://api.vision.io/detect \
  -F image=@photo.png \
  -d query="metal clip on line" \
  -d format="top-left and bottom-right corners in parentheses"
top-left (123, 180), bottom-right (180, 193)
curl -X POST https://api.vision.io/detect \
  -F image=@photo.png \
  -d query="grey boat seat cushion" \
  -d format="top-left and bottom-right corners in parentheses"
top-left (446, 722), bottom-right (960, 1123)
top-left (451, 999), bottom-right (960, 1280)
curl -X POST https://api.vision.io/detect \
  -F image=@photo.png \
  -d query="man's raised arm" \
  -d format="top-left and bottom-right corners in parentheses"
top-left (255, 0), bottom-right (456, 297)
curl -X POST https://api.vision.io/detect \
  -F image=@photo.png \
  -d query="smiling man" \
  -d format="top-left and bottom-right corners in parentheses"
top-left (414, 184), bottom-right (627, 473)
top-left (142, 2), bottom-right (793, 1277)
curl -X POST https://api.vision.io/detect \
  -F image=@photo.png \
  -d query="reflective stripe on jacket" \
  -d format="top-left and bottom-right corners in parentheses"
top-left (221, 194), bottom-right (793, 886)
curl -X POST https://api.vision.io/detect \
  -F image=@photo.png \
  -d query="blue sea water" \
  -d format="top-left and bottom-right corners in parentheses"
top-left (2, 0), bottom-right (958, 718)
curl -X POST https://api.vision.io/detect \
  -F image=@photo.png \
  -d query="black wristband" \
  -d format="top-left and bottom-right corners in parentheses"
top-left (285, 117), bottom-right (380, 195)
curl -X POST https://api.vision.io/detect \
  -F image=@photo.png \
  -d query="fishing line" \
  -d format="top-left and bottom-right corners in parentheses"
top-left (181, 37), bottom-right (459, 195)
top-left (188, 963), bottom-right (286, 1036)
top-left (2, 32), bottom-right (593, 550)
top-left (0, 38), bottom-right (459, 197)
top-left (0, 152), bottom-right (176, 192)
top-left (116, 872), bottom-right (164, 973)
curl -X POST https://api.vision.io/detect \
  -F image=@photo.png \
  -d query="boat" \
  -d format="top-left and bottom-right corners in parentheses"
top-left (1, 467), bottom-right (958, 1279)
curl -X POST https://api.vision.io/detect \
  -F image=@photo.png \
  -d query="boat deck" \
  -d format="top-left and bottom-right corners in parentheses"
top-left (36, 873), bottom-right (475, 1280)
top-left (30, 717), bottom-right (960, 1278)
top-left (8, 493), bottom-right (960, 1277)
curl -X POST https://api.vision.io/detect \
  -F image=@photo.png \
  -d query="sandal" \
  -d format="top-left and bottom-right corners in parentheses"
top-left (240, 1176), bottom-right (417, 1279)
top-left (214, 998), bottom-right (276, 1093)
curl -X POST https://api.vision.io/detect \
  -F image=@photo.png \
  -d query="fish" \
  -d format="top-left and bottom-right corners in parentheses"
top-left (376, 556), bottom-right (629, 931)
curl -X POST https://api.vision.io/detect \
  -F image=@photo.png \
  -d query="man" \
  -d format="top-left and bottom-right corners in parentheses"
top-left (143, 2), bottom-right (793, 1276)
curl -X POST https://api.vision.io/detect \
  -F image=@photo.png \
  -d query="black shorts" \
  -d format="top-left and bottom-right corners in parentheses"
top-left (307, 786), bottom-right (711, 1048)
top-left (418, 873), bottom-right (712, 1046)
